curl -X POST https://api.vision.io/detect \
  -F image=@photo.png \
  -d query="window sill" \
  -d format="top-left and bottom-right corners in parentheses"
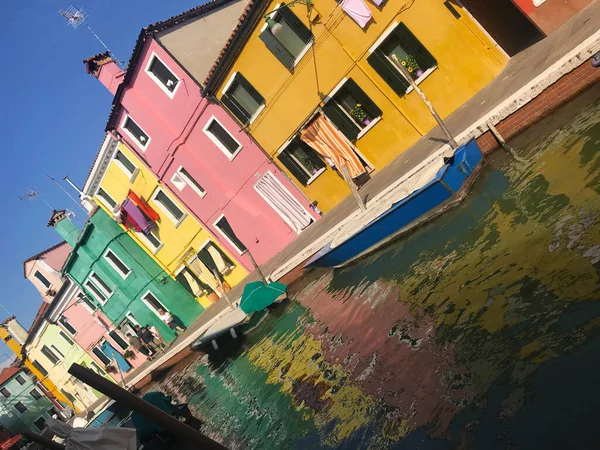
top-left (356, 116), bottom-right (382, 140)
top-left (292, 40), bottom-right (314, 68)
top-left (405, 66), bottom-right (437, 95)
top-left (306, 167), bottom-right (326, 186)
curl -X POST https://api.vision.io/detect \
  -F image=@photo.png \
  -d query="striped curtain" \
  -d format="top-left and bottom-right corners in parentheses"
top-left (301, 115), bottom-right (366, 178)
top-left (255, 171), bottom-right (314, 233)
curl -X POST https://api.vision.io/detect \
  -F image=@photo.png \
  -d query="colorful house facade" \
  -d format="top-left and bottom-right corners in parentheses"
top-left (0, 367), bottom-right (57, 434)
top-left (23, 241), bottom-right (71, 304)
top-left (83, 0), bottom-right (320, 269)
top-left (81, 135), bottom-right (247, 308)
top-left (49, 209), bottom-right (204, 343)
top-left (159, 0), bottom-right (509, 213)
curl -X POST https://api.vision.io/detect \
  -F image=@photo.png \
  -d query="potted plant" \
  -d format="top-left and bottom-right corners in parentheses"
top-left (105, 364), bottom-right (117, 374)
top-left (402, 55), bottom-right (422, 78)
top-left (350, 103), bottom-right (370, 126)
top-left (45, 288), bottom-right (57, 297)
top-left (123, 349), bottom-right (136, 360)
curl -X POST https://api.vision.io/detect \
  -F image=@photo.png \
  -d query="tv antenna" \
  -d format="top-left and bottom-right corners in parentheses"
top-left (19, 188), bottom-right (52, 210)
top-left (59, 5), bottom-right (126, 70)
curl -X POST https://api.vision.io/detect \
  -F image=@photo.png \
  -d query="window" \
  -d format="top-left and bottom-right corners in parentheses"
top-left (277, 137), bottom-right (326, 186)
top-left (171, 167), bottom-right (206, 198)
top-left (14, 402), bottom-right (27, 414)
top-left (259, 5), bottom-right (313, 69)
top-left (59, 331), bottom-right (74, 345)
top-left (59, 316), bottom-right (77, 336)
top-left (109, 330), bottom-right (128, 351)
top-left (34, 417), bottom-right (47, 431)
top-left (203, 117), bottom-right (242, 160)
top-left (113, 150), bottom-right (138, 179)
top-left (32, 360), bottom-right (48, 377)
top-left (86, 272), bottom-right (113, 304)
top-left (77, 293), bottom-right (97, 312)
top-left (51, 345), bottom-right (65, 359)
top-left (141, 291), bottom-right (168, 317)
top-left (15, 375), bottom-right (26, 385)
top-left (368, 23), bottom-right (437, 97)
top-left (92, 347), bottom-right (112, 365)
top-left (323, 79), bottom-right (382, 141)
top-left (41, 345), bottom-right (60, 365)
top-left (222, 73), bottom-right (265, 125)
top-left (214, 216), bottom-right (247, 254)
top-left (1, 388), bottom-right (10, 398)
top-left (90, 361), bottom-right (106, 376)
top-left (122, 116), bottom-right (150, 150)
top-left (60, 389), bottom-right (76, 404)
top-left (146, 53), bottom-right (180, 96)
top-left (97, 188), bottom-right (117, 210)
top-left (197, 242), bottom-right (235, 275)
top-left (104, 250), bottom-right (131, 279)
top-left (30, 389), bottom-right (42, 400)
top-left (34, 270), bottom-right (51, 289)
top-left (152, 188), bottom-right (186, 225)
top-left (136, 229), bottom-right (163, 254)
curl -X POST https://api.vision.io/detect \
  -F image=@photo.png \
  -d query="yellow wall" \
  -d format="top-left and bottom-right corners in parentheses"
top-left (94, 141), bottom-right (247, 307)
top-left (216, 0), bottom-right (508, 211)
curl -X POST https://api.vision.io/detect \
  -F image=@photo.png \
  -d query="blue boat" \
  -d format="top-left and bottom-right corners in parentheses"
top-left (306, 140), bottom-right (483, 268)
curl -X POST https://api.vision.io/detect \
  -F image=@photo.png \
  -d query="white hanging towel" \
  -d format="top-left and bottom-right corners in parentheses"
top-left (254, 171), bottom-right (314, 233)
top-left (46, 417), bottom-right (137, 450)
top-left (341, 0), bottom-right (373, 28)
top-left (207, 244), bottom-right (228, 273)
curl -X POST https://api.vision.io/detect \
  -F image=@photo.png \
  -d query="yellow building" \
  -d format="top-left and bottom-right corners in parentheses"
top-left (82, 135), bottom-right (247, 308)
top-left (184, 0), bottom-right (509, 212)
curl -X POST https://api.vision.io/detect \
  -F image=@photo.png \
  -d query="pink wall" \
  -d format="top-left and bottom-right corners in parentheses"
top-left (59, 290), bottom-right (147, 369)
top-left (511, 0), bottom-right (593, 34)
top-left (24, 242), bottom-right (72, 302)
top-left (101, 39), bottom-right (319, 270)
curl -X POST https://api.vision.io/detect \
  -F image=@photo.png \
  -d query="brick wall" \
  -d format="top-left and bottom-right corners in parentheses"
top-left (477, 57), bottom-right (600, 154)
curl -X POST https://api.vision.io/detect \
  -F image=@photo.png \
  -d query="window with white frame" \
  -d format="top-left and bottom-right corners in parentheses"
top-left (367, 23), bottom-right (437, 97)
top-left (122, 116), bottom-right (150, 150)
top-left (59, 316), bottom-right (77, 335)
top-left (214, 215), bottom-right (247, 254)
top-left (92, 347), bottom-right (112, 365)
top-left (203, 117), bottom-right (242, 160)
top-left (32, 360), bottom-right (48, 377)
top-left (113, 150), bottom-right (138, 179)
top-left (152, 188), bottom-right (186, 225)
top-left (197, 241), bottom-right (235, 275)
top-left (50, 345), bottom-right (65, 359)
top-left (146, 53), bottom-right (180, 96)
top-left (30, 389), bottom-right (42, 400)
top-left (77, 292), bottom-right (97, 312)
top-left (90, 361), bottom-right (106, 376)
top-left (221, 73), bottom-right (265, 125)
top-left (141, 291), bottom-right (168, 317)
top-left (85, 275), bottom-right (111, 305)
top-left (136, 229), bottom-right (163, 253)
top-left (34, 270), bottom-right (52, 289)
top-left (15, 375), bottom-right (26, 385)
top-left (259, 4), bottom-right (314, 69)
top-left (109, 330), bottom-right (128, 350)
top-left (59, 330), bottom-right (74, 346)
top-left (277, 137), bottom-right (326, 186)
top-left (41, 345), bottom-right (60, 366)
top-left (171, 167), bottom-right (206, 197)
top-left (104, 250), bottom-right (131, 279)
top-left (97, 188), bottom-right (117, 210)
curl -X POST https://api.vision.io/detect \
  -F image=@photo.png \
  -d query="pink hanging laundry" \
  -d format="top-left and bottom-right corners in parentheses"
top-left (341, 0), bottom-right (373, 28)
top-left (370, 0), bottom-right (385, 6)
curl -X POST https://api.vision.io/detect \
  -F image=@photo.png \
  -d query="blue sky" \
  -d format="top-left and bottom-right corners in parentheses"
top-left (0, 0), bottom-right (205, 366)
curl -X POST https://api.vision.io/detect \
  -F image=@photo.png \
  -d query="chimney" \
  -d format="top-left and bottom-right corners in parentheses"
top-left (47, 210), bottom-right (80, 247)
top-left (84, 51), bottom-right (125, 95)
top-left (4, 318), bottom-right (28, 346)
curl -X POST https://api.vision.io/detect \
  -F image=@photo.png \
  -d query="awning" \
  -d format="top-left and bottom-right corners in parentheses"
top-left (301, 115), bottom-right (366, 178)
top-left (119, 191), bottom-right (159, 235)
top-left (127, 190), bottom-right (159, 221)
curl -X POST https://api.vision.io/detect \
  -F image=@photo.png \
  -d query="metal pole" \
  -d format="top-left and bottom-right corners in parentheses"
top-left (244, 250), bottom-right (267, 283)
top-left (68, 364), bottom-right (229, 450)
top-left (341, 164), bottom-right (366, 212)
top-left (389, 55), bottom-right (458, 149)
top-left (22, 432), bottom-right (65, 450)
top-left (111, 354), bottom-right (126, 387)
top-left (212, 269), bottom-right (234, 309)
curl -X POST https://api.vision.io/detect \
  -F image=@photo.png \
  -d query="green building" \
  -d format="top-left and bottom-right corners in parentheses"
top-left (0, 367), bottom-right (58, 434)
top-left (48, 208), bottom-right (203, 343)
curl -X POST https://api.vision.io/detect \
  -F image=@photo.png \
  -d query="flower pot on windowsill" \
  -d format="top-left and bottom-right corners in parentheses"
top-left (416, 69), bottom-right (424, 77)
top-left (207, 292), bottom-right (219, 304)
top-left (362, 118), bottom-right (371, 126)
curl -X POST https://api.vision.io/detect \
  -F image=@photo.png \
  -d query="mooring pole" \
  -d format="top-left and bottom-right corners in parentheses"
top-left (244, 250), bottom-right (267, 283)
top-left (68, 364), bottom-right (229, 450)
top-left (390, 55), bottom-right (458, 149)
top-left (486, 121), bottom-right (529, 164)
top-left (341, 164), bottom-right (367, 212)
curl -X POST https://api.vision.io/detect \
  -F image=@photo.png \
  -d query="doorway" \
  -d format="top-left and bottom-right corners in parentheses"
top-left (455, 0), bottom-right (544, 56)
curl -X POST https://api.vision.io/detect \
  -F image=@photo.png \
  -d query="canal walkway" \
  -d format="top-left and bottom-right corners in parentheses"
top-left (109, 1), bottom-right (600, 396)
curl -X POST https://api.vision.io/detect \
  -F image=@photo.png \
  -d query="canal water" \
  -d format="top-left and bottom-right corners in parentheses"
top-left (152, 88), bottom-right (600, 449)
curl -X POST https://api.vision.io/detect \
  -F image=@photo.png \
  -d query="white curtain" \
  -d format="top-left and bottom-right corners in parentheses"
top-left (207, 244), bottom-right (228, 272)
top-left (182, 269), bottom-right (204, 296)
top-left (254, 171), bottom-right (314, 233)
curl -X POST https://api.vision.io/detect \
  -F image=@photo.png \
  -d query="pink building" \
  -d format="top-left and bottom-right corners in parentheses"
top-left (23, 243), bottom-right (148, 372)
top-left (84, 13), bottom-right (319, 271)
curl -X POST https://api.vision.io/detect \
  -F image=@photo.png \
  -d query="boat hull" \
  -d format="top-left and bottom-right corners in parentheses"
top-left (306, 140), bottom-right (483, 268)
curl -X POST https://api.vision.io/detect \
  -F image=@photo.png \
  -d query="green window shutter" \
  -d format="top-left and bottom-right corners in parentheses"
top-left (367, 50), bottom-right (410, 97)
top-left (259, 28), bottom-right (295, 69)
top-left (277, 151), bottom-right (311, 185)
top-left (277, 5), bottom-right (313, 43)
top-left (393, 23), bottom-right (437, 71)
top-left (235, 73), bottom-right (265, 106)
top-left (221, 93), bottom-right (251, 125)
top-left (323, 102), bottom-right (359, 141)
top-left (343, 78), bottom-right (382, 119)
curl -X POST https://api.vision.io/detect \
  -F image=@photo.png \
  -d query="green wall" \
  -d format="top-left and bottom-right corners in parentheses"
top-left (61, 209), bottom-right (204, 342)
